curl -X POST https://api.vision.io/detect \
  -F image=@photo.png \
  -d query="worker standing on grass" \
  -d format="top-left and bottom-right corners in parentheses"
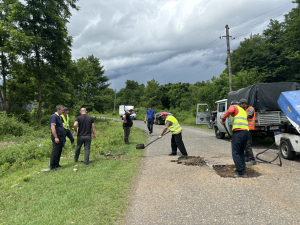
top-left (73, 108), bottom-right (96, 165)
top-left (144, 105), bottom-right (156, 136)
top-left (61, 107), bottom-right (75, 148)
top-left (123, 109), bottom-right (134, 144)
top-left (49, 105), bottom-right (65, 171)
top-left (159, 112), bottom-right (188, 159)
top-left (220, 101), bottom-right (249, 178)
top-left (239, 99), bottom-right (257, 165)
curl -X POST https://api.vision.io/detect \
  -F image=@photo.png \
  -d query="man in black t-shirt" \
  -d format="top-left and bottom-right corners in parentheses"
top-left (122, 109), bottom-right (134, 144)
top-left (49, 104), bottom-right (65, 171)
top-left (73, 108), bottom-right (96, 165)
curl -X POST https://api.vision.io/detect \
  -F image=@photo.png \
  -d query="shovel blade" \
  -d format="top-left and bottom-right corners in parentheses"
top-left (136, 144), bottom-right (145, 149)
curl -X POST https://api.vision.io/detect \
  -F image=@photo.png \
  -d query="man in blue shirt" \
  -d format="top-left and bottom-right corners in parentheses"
top-left (49, 105), bottom-right (65, 171)
top-left (144, 106), bottom-right (156, 136)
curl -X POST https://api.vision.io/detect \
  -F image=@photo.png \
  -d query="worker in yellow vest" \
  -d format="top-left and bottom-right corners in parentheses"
top-left (159, 112), bottom-right (188, 159)
top-left (220, 101), bottom-right (249, 178)
top-left (61, 107), bottom-right (74, 148)
top-left (239, 99), bottom-right (256, 165)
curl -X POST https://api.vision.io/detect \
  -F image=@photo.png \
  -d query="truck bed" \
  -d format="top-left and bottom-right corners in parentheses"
top-left (255, 111), bottom-right (289, 126)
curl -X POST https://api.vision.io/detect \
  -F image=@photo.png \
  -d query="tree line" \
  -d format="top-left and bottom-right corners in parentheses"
top-left (1, 0), bottom-right (299, 124)
top-left (0, 0), bottom-right (112, 125)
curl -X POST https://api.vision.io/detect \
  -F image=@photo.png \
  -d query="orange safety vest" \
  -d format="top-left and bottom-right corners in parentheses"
top-left (246, 106), bottom-right (255, 130)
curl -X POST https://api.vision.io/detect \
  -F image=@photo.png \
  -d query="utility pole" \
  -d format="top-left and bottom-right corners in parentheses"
top-left (220, 25), bottom-right (235, 92)
top-left (114, 89), bottom-right (116, 113)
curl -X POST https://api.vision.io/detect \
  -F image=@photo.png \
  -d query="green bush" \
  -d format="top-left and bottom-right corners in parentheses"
top-left (0, 112), bottom-right (35, 136)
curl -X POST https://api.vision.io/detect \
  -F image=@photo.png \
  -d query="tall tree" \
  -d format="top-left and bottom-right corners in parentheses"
top-left (7, 0), bottom-right (78, 124)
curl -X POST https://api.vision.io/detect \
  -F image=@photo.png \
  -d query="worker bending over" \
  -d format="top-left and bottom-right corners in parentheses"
top-left (239, 99), bottom-right (256, 165)
top-left (220, 100), bottom-right (249, 178)
top-left (159, 112), bottom-right (188, 159)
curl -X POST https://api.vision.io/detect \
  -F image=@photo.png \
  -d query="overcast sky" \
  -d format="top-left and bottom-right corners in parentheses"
top-left (67, 0), bottom-right (296, 91)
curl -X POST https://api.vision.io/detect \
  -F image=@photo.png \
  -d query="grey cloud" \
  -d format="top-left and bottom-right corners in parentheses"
top-left (68, 0), bottom-right (295, 90)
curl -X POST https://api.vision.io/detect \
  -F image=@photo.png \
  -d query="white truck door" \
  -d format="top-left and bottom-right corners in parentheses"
top-left (216, 101), bottom-right (227, 133)
top-left (196, 104), bottom-right (213, 129)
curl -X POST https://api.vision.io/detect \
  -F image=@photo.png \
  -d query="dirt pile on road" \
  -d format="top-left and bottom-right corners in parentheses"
top-left (213, 164), bottom-right (261, 178)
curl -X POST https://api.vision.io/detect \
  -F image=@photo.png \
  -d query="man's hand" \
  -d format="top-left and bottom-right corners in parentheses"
top-left (73, 131), bottom-right (77, 136)
top-left (93, 134), bottom-right (96, 140)
top-left (220, 119), bottom-right (225, 125)
top-left (154, 119), bottom-right (156, 123)
top-left (158, 135), bottom-right (162, 139)
top-left (144, 120), bottom-right (146, 123)
top-left (55, 137), bottom-right (59, 143)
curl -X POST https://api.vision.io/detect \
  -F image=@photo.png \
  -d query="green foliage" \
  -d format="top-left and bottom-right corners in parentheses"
top-left (0, 112), bottom-right (34, 136)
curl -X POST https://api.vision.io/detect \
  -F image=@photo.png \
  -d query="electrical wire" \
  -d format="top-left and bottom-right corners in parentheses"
top-left (231, 1), bottom-right (292, 29)
top-left (159, 42), bottom-right (228, 83)
top-left (179, 62), bottom-right (224, 82)
top-left (158, 36), bottom-right (222, 81)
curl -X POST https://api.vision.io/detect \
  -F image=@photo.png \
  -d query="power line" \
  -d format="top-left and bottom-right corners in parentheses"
top-left (158, 37), bottom-right (221, 81)
top-left (230, 11), bottom-right (288, 34)
top-left (160, 42), bottom-right (227, 83)
top-left (231, 2), bottom-right (292, 29)
top-left (179, 62), bottom-right (224, 82)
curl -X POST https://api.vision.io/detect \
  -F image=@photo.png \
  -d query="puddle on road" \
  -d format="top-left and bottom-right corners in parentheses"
top-left (171, 156), bottom-right (206, 166)
top-left (213, 165), bottom-right (262, 178)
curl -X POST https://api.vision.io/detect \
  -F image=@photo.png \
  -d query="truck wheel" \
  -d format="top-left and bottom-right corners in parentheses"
top-left (215, 127), bottom-right (225, 139)
top-left (280, 139), bottom-right (296, 160)
top-left (157, 120), bottom-right (161, 125)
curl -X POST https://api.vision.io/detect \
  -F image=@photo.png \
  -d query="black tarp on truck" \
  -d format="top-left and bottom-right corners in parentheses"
top-left (227, 82), bottom-right (300, 111)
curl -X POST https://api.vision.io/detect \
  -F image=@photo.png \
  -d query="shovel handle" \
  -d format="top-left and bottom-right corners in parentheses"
top-left (145, 130), bottom-right (171, 147)
top-left (223, 124), bottom-right (232, 140)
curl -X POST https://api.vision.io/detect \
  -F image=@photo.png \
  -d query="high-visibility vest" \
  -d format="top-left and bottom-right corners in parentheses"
top-left (61, 114), bottom-right (70, 130)
top-left (166, 116), bottom-right (182, 134)
top-left (246, 106), bottom-right (255, 130)
top-left (230, 106), bottom-right (249, 131)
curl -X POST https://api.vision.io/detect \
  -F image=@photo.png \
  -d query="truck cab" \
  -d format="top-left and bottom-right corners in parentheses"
top-left (196, 99), bottom-right (231, 139)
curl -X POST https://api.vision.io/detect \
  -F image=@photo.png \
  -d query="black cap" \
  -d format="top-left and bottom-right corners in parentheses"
top-left (64, 107), bottom-right (69, 111)
top-left (239, 99), bottom-right (248, 104)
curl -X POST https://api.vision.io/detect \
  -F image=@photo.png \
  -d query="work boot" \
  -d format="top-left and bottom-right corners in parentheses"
top-left (168, 153), bottom-right (177, 156)
top-left (234, 173), bottom-right (247, 178)
top-left (183, 155), bottom-right (188, 159)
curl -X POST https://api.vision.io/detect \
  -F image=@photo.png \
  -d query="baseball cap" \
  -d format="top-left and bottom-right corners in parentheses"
top-left (231, 100), bottom-right (239, 105)
top-left (239, 99), bottom-right (248, 104)
top-left (64, 107), bottom-right (69, 111)
top-left (160, 112), bottom-right (168, 116)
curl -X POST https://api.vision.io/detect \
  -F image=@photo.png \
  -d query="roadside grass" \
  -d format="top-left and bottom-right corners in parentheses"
top-left (0, 119), bottom-right (147, 225)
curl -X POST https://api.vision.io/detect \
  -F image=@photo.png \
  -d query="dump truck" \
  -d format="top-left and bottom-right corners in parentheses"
top-left (196, 82), bottom-right (300, 139)
top-left (275, 90), bottom-right (300, 160)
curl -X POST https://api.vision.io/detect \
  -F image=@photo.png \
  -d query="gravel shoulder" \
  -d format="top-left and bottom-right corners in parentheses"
top-left (122, 120), bottom-right (300, 224)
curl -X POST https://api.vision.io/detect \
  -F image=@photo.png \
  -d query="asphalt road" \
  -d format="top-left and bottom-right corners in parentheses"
top-left (118, 119), bottom-right (300, 225)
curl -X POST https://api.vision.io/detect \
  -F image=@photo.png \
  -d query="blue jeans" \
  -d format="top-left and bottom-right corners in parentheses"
top-left (147, 119), bottom-right (154, 134)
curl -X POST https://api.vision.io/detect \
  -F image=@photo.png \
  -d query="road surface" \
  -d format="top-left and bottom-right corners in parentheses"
top-left (115, 119), bottom-right (300, 224)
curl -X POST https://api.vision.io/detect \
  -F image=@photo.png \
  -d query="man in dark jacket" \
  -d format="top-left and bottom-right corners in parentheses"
top-left (49, 104), bottom-right (65, 171)
top-left (123, 109), bottom-right (134, 144)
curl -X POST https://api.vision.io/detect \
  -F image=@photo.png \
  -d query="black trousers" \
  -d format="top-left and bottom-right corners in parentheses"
top-left (171, 133), bottom-right (188, 156)
top-left (232, 130), bottom-right (249, 175)
top-left (123, 127), bottom-right (131, 144)
top-left (74, 135), bottom-right (92, 165)
top-left (50, 135), bottom-right (64, 169)
top-left (62, 129), bottom-right (75, 148)
top-left (244, 131), bottom-right (255, 162)
top-left (147, 119), bottom-right (154, 134)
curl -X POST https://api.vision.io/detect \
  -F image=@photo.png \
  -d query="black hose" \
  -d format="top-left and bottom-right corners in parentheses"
top-left (255, 142), bottom-right (282, 166)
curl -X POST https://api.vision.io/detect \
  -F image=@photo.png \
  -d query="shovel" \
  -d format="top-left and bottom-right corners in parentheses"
top-left (136, 130), bottom-right (171, 149)
top-left (223, 124), bottom-right (232, 140)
